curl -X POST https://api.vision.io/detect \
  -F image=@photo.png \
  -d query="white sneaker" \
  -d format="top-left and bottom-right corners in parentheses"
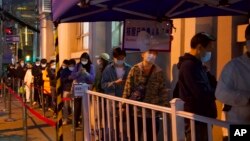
top-left (63, 120), bottom-right (68, 125)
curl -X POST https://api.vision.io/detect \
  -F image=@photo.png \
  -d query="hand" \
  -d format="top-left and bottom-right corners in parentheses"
top-left (79, 68), bottom-right (87, 73)
top-left (114, 78), bottom-right (123, 84)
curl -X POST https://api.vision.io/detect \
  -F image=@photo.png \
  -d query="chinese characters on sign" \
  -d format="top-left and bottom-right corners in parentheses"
top-left (123, 19), bottom-right (173, 52)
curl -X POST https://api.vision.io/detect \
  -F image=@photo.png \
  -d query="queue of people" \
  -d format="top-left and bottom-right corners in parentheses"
top-left (2, 24), bottom-right (249, 141)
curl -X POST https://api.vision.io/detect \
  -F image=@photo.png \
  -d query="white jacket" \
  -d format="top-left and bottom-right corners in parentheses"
top-left (216, 53), bottom-right (250, 124)
top-left (24, 69), bottom-right (33, 86)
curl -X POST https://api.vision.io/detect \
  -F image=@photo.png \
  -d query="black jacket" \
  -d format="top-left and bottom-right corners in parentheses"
top-left (177, 53), bottom-right (217, 118)
top-left (47, 67), bottom-right (56, 87)
top-left (32, 65), bottom-right (43, 85)
top-left (16, 65), bottom-right (27, 80)
top-left (60, 68), bottom-right (73, 91)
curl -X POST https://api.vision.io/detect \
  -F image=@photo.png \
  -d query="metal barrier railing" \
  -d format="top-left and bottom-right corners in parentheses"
top-left (21, 80), bottom-right (28, 141)
top-left (76, 84), bottom-right (230, 141)
top-left (0, 79), bottom-right (230, 141)
top-left (4, 78), bottom-right (16, 122)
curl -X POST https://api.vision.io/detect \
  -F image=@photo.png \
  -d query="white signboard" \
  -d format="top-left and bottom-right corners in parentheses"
top-left (73, 83), bottom-right (89, 97)
top-left (123, 19), bottom-right (172, 52)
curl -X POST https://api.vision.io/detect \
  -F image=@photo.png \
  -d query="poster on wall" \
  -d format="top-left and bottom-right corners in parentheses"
top-left (123, 19), bottom-right (173, 52)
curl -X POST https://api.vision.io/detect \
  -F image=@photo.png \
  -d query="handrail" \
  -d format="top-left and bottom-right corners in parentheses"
top-left (176, 111), bottom-right (230, 128)
top-left (87, 90), bottom-right (172, 113)
top-left (84, 89), bottom-right (230, 141)
top-left (88, 90), bottom-right (230, 128)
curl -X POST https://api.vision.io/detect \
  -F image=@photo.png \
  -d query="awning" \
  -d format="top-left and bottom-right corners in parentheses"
top-left (52, 0), bottom-right (250, 23)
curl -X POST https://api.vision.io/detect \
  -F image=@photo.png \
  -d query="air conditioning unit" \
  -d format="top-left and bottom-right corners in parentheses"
top-left (39, 0), bottom-right (51, 14)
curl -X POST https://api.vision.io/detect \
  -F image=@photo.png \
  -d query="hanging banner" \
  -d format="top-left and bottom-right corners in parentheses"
top-left (123, 19), bottom-right (173, 52)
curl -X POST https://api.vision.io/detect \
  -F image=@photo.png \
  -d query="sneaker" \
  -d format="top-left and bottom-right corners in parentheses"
top-left (63, 120), bottom-right (68, 125)
top-left (48, 108), bottom-right (54, 112)
top-left (32, 102), bottom-right (37, 106)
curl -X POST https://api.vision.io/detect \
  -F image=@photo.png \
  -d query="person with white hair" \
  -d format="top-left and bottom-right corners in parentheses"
top-left (215, 24), bottom-right (250, 141)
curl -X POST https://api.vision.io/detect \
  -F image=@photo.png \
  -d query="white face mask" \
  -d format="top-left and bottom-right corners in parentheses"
top-left (51, 65), bottom-right (56, 69)
top-left (62, 66), bottom-right (66, 69)
top-left (96, 59), bottom-right (102, 65)
top-left (36, 63), bottom-right (40, 66)
top-left (81, 61), bottom-right (88, 65)
top-left (201, 51), bottom-right (212, 62)
top-left (146, 53), bottom-right (156, 64)
top-left (20, 63), bottom-right (24, 67)
top-left (69, 67), bottom-right (75, 71)
top-left (114, 59), bottom-right (124, 66)
top-left (41, 64), bottom-right (46, 68)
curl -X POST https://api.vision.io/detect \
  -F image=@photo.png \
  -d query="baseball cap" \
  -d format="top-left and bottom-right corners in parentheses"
top-left (96, 53), bottom-right (110, 61)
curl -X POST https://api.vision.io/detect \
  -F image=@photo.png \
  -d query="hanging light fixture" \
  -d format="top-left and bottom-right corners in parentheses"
top-left (77, 0), bottom-right (91, 8)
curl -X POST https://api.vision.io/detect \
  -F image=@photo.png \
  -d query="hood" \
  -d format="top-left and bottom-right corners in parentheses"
top-left (177, 53), bottom-right (201, 69)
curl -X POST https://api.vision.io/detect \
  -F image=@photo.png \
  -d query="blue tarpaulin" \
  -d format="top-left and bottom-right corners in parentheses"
top-left (52, 0), bottom-right (249, 23)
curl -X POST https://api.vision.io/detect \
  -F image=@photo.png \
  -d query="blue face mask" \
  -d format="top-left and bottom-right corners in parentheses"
top-left (201, 51), bottom-right (211, 62)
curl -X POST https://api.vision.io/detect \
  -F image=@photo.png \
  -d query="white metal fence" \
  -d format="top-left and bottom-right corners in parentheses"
top-left (80, 87), bottom-right (230, 141)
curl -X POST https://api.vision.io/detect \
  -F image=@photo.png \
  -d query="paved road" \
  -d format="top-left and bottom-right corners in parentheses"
top-left (0, 92), bottom-right (83, 141)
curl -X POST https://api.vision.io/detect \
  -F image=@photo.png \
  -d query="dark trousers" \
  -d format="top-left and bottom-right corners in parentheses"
top-left (185, 120), bottom-right (208, 141)
top-left (74, 97), bottom-right (82, 127)
top-left (44, 94), bottom-right (52, 110)
top-left (50, 87), bottom-right (56, 113)
top-left (34, 84), bottom-right (41, 106)
top-left (129, 116), bottom-right (160, 141)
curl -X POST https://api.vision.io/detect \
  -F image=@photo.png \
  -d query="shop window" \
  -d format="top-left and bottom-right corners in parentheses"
top-left (112, 21), bottom-right (123, 48)
top-left (76, 22), bottom-right (89, 51)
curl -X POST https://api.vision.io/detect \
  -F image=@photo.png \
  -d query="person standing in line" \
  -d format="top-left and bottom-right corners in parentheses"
top-left (177, 32), bottom-right (217, 141)
top-left (92, 53), bottom-right (110, 93)
top-left (15, 59), bottom-right (27, 88)
top-left (32, 59), bottom-right (43, 108)
top-left (101, 47), bottom-right (131, 97)
top-left (122, 31), bottom-right (169, 141)
top-left (100, 48), bottom-right (131, 140)
top-left (215, 24), bottom-right (250, 141)
top-left (41, 59), bottom-right (52, 111)
top-left (24, 62), bottom-right (33, 102)
top-left (47, 60), bottom-right (57, 117)
top-left (69, 52), bottom-right (95, 128)
top-left (61, 59), bottom-right (76, 125)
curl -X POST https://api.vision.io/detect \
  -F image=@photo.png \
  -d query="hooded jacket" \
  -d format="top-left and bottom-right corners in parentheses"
top-left (177, 53), bottom-right (217, 118)
top-left (215, 53), bottom-right (250, 124)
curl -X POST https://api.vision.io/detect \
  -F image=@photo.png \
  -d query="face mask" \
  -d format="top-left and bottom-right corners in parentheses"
top-left (69, 67), bottom-right (75, 71)
top-left (96, 59), bottom-right (102, 65)
top-left (114, 59), bottom-right (124, 66)
top-left (81, 61), bottom-right (88, 65)
top-left (20, 63), bottom-right (24, 67)
top-left (51, 65), bottom-right (56, 69)
top-left (41, 64), bottom-right (46, 68)
top-left (62, 66), bottom-right (66, 69)
top-left (201, 51), bottom-right (212, 62)
top-left (146, 53), bottom-right (156, 64)
top-left (36, 63), bottom-right (40, 66)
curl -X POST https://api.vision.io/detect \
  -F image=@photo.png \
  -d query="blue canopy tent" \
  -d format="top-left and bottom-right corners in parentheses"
top-left (52, 0), bottom-right (250, 23)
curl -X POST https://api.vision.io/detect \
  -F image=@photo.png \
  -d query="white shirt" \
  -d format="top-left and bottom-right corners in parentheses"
top-left (115, 67), bottom-right (125, 79)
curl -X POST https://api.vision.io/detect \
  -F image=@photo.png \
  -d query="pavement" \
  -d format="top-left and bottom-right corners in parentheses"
top-left (0, 88), bottom-right (83, 141)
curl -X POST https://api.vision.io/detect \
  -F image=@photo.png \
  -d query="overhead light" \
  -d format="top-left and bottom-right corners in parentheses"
top-left (17, 7), bottom-right (27, 10)
top-left (20, 14), bottom-right (33, 18)
top-left (77, 0), bottom-right (91, 8)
